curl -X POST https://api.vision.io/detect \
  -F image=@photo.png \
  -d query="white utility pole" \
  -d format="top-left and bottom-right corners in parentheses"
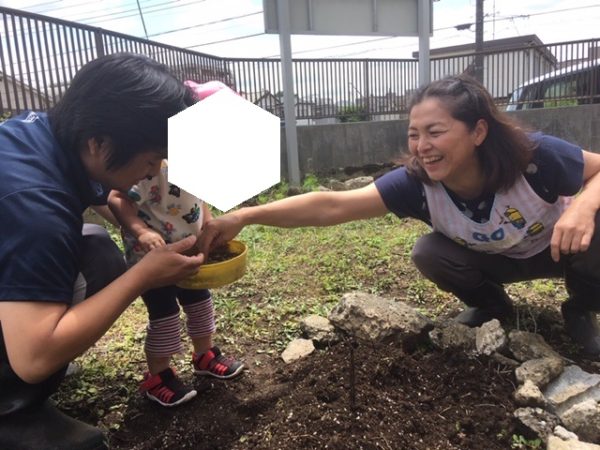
top-left (276, 0), bottom-right (301, 187)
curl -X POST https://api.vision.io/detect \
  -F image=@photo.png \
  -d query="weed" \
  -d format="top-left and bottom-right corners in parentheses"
top-left (511, 434), bottom-right (542, 449)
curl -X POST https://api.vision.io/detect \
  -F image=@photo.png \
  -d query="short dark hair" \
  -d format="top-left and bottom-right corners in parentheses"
top-left (48, 52), bottom-right (196, 170)
top-left (405, 74), bottom-right (535, 193)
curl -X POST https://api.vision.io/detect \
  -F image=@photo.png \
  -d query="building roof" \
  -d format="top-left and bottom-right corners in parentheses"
top-left (414, 34), bottom-right (546, 55)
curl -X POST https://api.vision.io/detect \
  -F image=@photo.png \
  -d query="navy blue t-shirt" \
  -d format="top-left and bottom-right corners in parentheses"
top-left (0, 112), bottom-right (107, 304)
top-left (375, 133), bottom-right (584, 225)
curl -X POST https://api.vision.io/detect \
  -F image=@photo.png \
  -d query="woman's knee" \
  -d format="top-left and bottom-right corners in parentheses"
top-left (411, 233), bottom-right (449, 277)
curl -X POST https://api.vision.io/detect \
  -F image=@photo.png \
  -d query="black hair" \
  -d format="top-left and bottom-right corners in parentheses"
top-left (405, 74), bottom-right (535, 193)
top-left (48, 52), bottom-right (196, 170)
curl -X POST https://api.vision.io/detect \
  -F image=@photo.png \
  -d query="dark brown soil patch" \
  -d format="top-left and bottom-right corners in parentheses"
top-left (107, 341), bottom-right (518, 449)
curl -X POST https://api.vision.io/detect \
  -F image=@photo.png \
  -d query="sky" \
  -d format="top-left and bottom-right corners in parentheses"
top-left (0, 0), bottom-right (598, 60)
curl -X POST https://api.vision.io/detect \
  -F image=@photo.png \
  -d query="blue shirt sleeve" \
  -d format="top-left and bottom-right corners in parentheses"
top-left (527, 133), bottom-right (584, 201)
top-left (0, 188), bottom-right (82, 303)
top-left (374, 167), bottom-right (431, 224)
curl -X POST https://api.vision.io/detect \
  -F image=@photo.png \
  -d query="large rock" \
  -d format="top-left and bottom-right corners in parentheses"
top-left (515, 357), bottom-right (564, 388)
top-left (508, 330), bottom-right (562, 362)
top-left (547, 435), bottom-right (600, 450)
top-left (544, 365), bottom-right (600, 414)
top-left (328, 292), bottom-right (432, 343)
top-left (514, 407), bottom-right (560, 444)
top-left (429, 321), bottom-right (476, 352)
top-left (476, 319), bottom-right (507, 356)
top-left (559, 399), bottom-right (600, 443)
top-left (281, 339), bottom-right (315, 363)
top-left (300, 315), bottom-right (341, 346)
top-left (344, 176), bottom-right (373, 190)
top-left (514, 380), bottom-right (546, 407)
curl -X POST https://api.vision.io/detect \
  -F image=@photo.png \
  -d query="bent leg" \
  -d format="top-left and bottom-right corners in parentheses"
top-left (0, 223), bottom-right (124, 449)
top-left (411, 232), bottom-right (562, 326)
top-left (561, 212), bottom-right (600, 355)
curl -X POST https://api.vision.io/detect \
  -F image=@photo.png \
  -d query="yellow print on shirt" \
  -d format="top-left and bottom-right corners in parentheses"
top-left (503, 206), bottom-right (526, 229)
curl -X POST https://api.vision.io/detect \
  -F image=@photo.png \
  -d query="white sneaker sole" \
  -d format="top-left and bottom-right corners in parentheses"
top-left (194, 363), bottom-right (245, 380)
top-left (146, 389), bottom-right (197, 407)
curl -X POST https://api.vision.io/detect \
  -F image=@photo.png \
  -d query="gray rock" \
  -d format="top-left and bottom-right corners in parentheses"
top-left (559, 399), bottom-right (600, 443)
top-left (513, 407), bottom-right (560, 444)
top-left (544, 365), bottom-right (600, 415)
top-left (508, 330), bottom-right (562, 362)
top-left (300, 315), bottom-right (341, 346)
top-left (344, 176), bottom-right (373, 190)
top-left (553, 425), bottom-right (579, 441)
top-left (547, 435), bottom-right (600, 450)
top-left (429, 321), bottom-right (476, 352)
top-left (515, 357), bottom-right (564, 388)
top-left (476, 319), bottom-right (507, 356)
top-left (328, 292), bottom-right (432, 343)
top-left (514, 379), bottom-right (546, 407)
top-left (328, 179), bottom-right (347, 191)
top-left (281, 338), bottom-right (315, 363)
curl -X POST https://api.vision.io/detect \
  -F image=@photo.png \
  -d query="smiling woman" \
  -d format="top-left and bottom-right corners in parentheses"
top-left (195, 74), bottom-right (600, 364)
top-left (0, 52), bottom-right (204, 450)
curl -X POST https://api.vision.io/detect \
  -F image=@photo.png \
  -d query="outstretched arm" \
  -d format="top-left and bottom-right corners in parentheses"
top-left (551, 150), bottom-right (600, 262)
top-left (197, 183), bottom-right (389, 256)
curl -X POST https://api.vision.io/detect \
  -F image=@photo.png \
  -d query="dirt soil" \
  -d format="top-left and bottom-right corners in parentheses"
top-left (64, 304), bottom-right (599, 449)
top-left (101, 340), bottom-right (520, 450)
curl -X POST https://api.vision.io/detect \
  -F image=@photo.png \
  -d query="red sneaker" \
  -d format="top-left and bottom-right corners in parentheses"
top-left (140, 367), bottom-right (197, 407)
top-left (192, 346), bottom-right (244, 380)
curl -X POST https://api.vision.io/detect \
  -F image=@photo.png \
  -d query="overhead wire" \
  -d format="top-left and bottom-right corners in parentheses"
top-left (261, 3), bottom-right (600, 58)
top-left (7, 1), bottom-right (600, 59)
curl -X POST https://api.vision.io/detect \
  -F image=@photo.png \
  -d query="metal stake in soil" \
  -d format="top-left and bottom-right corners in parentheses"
top-left (349, 338), bottom-right (358, 412)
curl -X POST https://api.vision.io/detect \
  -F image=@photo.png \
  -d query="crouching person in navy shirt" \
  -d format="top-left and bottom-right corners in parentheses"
top-left (0, 53), bottom-right (203, 450)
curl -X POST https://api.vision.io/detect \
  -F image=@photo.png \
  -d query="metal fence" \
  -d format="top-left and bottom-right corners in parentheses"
top-left (1, 6), bottom-right (599, 122)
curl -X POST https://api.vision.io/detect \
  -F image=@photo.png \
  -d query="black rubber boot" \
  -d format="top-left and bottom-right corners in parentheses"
top-left (453, 280), bottom-right (514, 328)
top-left (0, 401), bottom-right (108, 450)
top-left (561, 300), bottom-right (600, 357)
top-left (562, 269), bottom-right (600, 357)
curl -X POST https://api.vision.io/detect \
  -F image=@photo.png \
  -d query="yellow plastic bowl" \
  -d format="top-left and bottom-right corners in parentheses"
top-left (177, 240), bottom-right (248, 290)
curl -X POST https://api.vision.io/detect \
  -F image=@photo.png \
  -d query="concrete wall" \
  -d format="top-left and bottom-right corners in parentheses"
top-left (281, 104), bottom-right (600, 180)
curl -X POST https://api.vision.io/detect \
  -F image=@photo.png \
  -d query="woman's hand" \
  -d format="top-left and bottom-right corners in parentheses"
top-left (196, 213), bottom-right (245, 258)
top-left (138, 229), bottom-right (166, 252)
top-left (136, 236), bottom-right (204, 288)
top-left (551, 150), bottom-right (600, 262)
top-left (551, 197), bottom-right (595, 262)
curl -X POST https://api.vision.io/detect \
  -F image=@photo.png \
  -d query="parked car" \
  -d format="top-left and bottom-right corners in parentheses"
top-left (506, 59), bottom-right (600, 111)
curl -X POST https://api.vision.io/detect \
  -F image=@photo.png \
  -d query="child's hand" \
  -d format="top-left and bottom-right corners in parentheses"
top-left (138, 230), bottom-right (166, 252)
top-left (137, 236), bottom-right (204, 289)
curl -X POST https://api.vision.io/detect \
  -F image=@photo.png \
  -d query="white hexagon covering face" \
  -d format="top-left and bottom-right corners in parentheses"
top-left (168, 87), bottom-right (281, 212)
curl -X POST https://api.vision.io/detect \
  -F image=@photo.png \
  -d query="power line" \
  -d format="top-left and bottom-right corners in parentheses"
top-left (147, 11), bottom-right (262, 38)
top-left (13, 1), bottom-right (600, 59)
top-left (184, 32), bottom-right (265, 50)
top-left (33, 0), bottom-right (208, 26)
top-left (258, 3), bottom-right (600, 58)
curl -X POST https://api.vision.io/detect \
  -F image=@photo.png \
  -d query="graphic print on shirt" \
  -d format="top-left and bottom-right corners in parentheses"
top-left (123, 162), bottom-right (204, 266)
top-left (149, 185), bottom-right (161, 205)
top-left (526, 222), bottom-right (544, 236)
top-left (166, 203), bottom-right (182, 216)
top-left (424, 175), bottom-right (569, 259)
top-left (161, 221), bottom-right (175, 240)
top-left (182, 204), bottom-right (200, 224)
top-left (502, 207), bottom-right (526, 229)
